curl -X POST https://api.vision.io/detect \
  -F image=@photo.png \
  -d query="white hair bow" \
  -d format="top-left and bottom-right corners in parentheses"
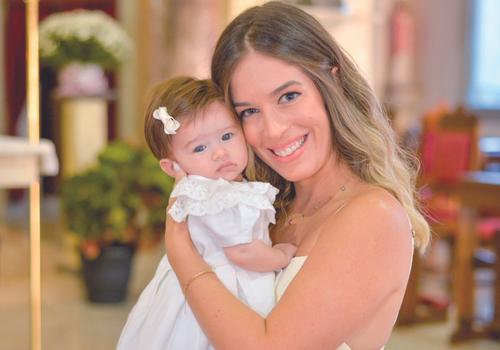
top-left (153, 107), bottom-right (180, 135)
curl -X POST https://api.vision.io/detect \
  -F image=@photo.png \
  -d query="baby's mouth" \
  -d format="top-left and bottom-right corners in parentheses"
top-left (217, 162), bottom-right (237, 172)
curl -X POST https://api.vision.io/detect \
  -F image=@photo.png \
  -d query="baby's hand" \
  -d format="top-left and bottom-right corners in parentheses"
top-left (273, 243), bottom-right (298, 264)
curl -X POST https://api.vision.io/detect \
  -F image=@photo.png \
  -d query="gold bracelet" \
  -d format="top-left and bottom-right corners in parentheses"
top-left (183, 269), bottom-right (215, 294)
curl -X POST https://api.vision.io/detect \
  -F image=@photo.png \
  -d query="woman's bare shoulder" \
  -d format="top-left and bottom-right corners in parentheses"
top-left (268, 186), bottom-right (414, 348)
top-left (324, 185), bottom-right (411, 245)
top-left (315, 184), bottom-right (414, 286)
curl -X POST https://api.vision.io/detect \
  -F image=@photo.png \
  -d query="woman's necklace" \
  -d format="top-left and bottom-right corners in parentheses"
top-left (286, 177), bottom-right (351, 226)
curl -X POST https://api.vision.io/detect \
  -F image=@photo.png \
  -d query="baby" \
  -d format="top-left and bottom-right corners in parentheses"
top-left (117, 77), bottom-right (297, 350)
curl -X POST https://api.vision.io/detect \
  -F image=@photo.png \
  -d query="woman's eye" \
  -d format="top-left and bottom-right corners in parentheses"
top-left (193, 145), bottom-right (206, 153)
top-left (221, 132), bottom-right (234, 141)
top-left (279, 91), bottom-right (301, 104)
top-left (238, 107), bottom-right (258, 119)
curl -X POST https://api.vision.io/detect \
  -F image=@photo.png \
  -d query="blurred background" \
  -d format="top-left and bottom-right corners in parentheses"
top-left (1, 0), bottom-right (499, 349)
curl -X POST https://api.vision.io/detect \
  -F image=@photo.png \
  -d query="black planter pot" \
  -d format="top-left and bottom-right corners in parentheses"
top-left (81, 244), bottom-right (134, 303)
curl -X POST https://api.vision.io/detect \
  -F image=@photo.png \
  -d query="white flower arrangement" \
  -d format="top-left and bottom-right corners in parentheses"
top-left (39, 9), bottom-right (133, 69)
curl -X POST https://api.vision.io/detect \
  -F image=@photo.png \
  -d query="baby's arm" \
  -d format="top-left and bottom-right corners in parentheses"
top-left (223, 240), bottom-right (297, 272)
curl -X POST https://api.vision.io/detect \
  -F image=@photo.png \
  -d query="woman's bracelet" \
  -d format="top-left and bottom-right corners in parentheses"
top-left (183, 269), bottom-right (215, 294)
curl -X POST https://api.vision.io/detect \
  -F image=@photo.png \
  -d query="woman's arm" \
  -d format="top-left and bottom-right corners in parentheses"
top-left (223, 240), bottom-right (297, 272)
top-left (166, 188), bottom-right (413, 349)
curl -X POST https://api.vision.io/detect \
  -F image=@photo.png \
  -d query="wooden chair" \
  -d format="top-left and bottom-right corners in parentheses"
top-left (398, 106), bottom-right (500, 326)
top-left (420, 107), bottom-right (481, 237)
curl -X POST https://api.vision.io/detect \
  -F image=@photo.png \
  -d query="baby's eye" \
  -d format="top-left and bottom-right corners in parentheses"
top-left (193, 145), bottom-right (206, 153)
top-left (278, 92), bottom-right (301, 104)
top-left (238, 107), bottom-right (259, 119)
top-left (221, 132), bottom-right (234, 141)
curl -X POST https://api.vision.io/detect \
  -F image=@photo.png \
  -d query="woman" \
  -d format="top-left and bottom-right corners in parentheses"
top-left (165, 2), bottom-right (430, 349)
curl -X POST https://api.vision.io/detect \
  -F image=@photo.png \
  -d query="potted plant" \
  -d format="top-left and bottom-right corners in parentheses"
top-left (39, 9), bottom-right (133, 96)
top-left (61, 141), bottom-right (173, 303)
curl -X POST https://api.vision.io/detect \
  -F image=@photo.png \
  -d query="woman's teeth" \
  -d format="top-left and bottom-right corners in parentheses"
top-left (272, 136), bottom-right (306, 157)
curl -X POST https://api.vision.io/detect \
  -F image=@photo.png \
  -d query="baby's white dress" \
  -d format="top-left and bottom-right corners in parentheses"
top-left (117, 175), bottom-right (278, 350)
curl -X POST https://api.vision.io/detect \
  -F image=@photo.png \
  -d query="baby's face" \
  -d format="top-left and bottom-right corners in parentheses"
top-left (170, 101), bottom-right (248, 181)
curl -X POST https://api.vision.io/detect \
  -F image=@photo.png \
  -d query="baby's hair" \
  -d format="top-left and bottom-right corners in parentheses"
top-left (144, 77), bottom-right (225, 159)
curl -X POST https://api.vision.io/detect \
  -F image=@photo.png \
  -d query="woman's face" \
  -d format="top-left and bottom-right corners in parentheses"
top-left (230, 52), bottom-right (334, 182)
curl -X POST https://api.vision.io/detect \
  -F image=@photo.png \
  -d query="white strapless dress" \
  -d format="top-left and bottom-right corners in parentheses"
top-left (275, 256), bottom-right (385, 350)
top-left (117, 176), bottom-right (278, 350)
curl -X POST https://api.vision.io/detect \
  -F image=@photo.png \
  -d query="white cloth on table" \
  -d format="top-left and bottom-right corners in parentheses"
top-left (0, 135), bottom-right (59, 175)
top-left (117, 175), bottom-right (279, 350)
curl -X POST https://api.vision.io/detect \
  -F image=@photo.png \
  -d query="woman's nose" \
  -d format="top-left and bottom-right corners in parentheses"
top-left (261, 108), bottom-right (288, 139)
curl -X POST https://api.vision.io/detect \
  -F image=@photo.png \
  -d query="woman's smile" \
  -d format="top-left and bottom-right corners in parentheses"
top-left (269, 134), bottom-right (308, 161)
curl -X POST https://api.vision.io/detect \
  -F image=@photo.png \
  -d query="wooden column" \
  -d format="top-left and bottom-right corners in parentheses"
top-left (25, 1), bottom-right (41, 349)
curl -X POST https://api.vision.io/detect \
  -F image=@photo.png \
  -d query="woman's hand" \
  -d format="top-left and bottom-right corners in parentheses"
top-left (170, 161), bottom-right (187, 182)
top-left (164, 200), bottom-right (189, 246)
top-left (164, 161), bottom-right (187, 247)
top-left (163, 164), bottom-right (212, 290)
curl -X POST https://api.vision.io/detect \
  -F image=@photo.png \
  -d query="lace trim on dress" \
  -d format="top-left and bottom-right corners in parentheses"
top-left (168, 175), bottom-right (279, 222)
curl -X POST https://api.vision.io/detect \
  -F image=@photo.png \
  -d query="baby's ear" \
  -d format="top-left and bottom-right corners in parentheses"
top-left (159, 158), bottom-right (178, 177)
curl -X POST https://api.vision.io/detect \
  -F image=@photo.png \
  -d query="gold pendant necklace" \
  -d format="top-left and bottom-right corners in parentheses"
top-left (286, 178), bottom-right (350, 226)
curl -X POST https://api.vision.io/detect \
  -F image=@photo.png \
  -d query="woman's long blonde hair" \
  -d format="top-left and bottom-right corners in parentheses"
top-left (211, 1), bottom-right (430, 249)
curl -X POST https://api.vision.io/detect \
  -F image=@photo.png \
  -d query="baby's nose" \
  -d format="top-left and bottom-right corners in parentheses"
top-left (212, 145), bottom-right (228, 161)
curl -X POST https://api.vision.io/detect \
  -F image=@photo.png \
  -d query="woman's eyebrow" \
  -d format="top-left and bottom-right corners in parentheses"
top-left (233, 80), bottom-right (302, 107)
top-left (270, 80), bottom-right (301, 96)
